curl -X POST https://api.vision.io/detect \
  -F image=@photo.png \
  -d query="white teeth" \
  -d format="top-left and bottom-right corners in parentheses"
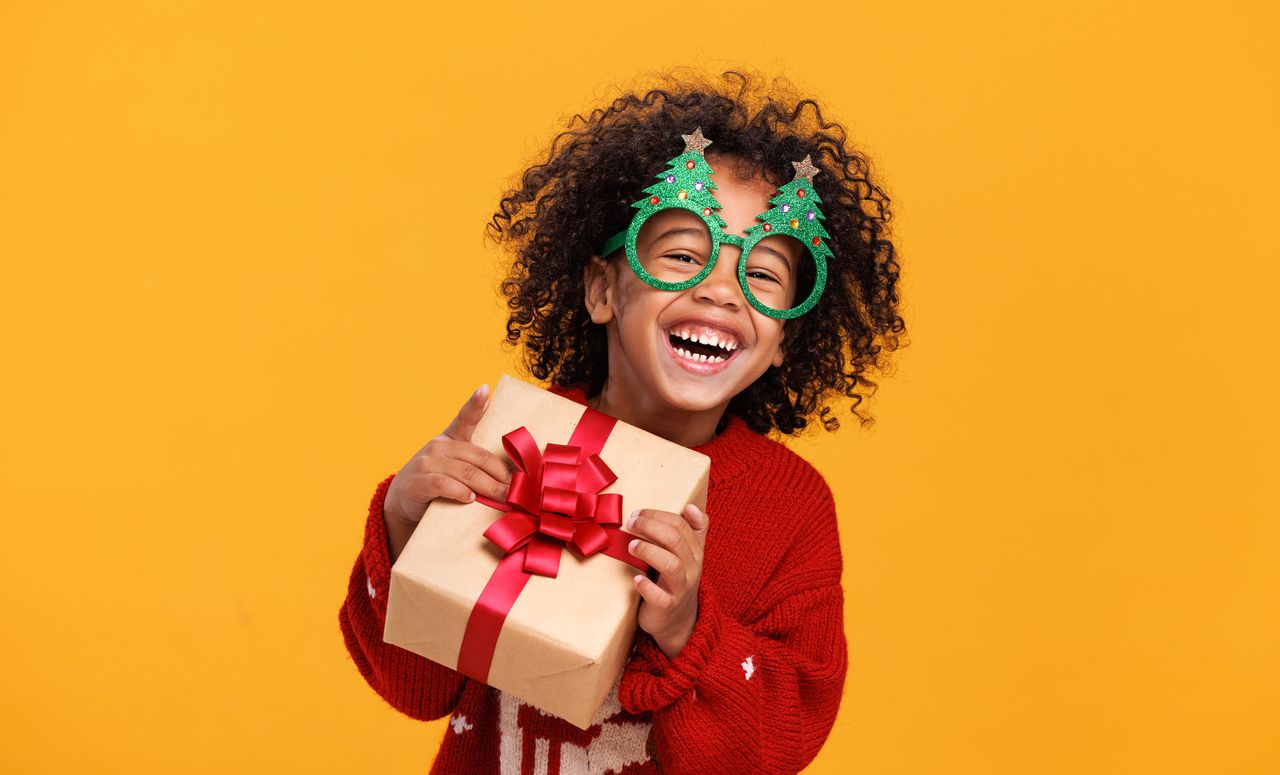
top-left (669, 326), bottom-right (739, 351)
top-left (672, 342), bottom-right (727, 365)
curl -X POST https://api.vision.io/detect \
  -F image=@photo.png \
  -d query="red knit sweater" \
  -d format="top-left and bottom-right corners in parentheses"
top-left (339, 383), bottom-right (847, 774)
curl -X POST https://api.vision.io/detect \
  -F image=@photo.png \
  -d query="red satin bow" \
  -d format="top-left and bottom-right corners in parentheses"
top-left (476, 427), bottom-right (627, 579)
top-left (457, 406), bottom-right (648, 683)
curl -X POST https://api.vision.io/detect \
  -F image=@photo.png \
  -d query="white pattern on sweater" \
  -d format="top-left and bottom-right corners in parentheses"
top-left (499, 674), bottom-right (651, 775)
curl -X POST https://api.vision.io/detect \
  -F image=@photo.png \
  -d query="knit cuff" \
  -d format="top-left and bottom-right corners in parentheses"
top-left (361, 473), bottom-right (399, 622)
top-left (618, 581), bottom-right (725, 713)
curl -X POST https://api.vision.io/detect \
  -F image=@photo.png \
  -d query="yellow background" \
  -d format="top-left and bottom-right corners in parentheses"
top-left (2, 1), bottom-right (1276, 773)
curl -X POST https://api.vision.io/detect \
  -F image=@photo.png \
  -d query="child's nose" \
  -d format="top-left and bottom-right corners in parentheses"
top-left (692, 247), bottom-right (744, 309)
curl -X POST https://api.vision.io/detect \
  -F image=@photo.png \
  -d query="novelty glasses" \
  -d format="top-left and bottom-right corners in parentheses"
top-left (595, 128), bottom-right (833, 319)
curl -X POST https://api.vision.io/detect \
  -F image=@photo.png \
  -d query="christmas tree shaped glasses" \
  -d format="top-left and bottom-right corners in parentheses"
top-left (595, 128), bottom-right (832, 319)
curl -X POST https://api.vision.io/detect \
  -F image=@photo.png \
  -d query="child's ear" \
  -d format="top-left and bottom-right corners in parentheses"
top-left (583, 255), bottom-right (615, 325)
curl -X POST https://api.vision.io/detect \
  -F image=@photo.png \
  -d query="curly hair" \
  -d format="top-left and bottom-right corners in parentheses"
top-left (486, 68), bottom-right (908, 436)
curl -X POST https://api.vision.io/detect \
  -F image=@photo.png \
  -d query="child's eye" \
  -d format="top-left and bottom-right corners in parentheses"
top-left (746, 270), bottom-right (780, 284)
top-left (668, 253), bottom-right (700, 265)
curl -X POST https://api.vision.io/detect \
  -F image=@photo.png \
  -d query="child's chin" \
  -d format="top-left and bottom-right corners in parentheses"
top-left (655, 380), bottom-right (731, 412)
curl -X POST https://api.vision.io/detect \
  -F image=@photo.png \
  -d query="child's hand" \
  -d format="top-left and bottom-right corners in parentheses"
top-left (383, 385), bottom-right (513, 559)
top-left (625, 503), bottom-right (710, 659)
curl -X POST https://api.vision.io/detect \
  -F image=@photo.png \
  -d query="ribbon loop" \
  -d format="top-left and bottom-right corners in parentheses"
top-left (482, 510), bottom-right (536, 553)
top-left (540, 486), bottom-right (579, 518)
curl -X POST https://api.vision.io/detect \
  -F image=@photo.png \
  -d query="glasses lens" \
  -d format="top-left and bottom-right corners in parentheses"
top-left (634, 209), bottom-right (715, 286)
top-left (741, 234), bottom-right (816, 314)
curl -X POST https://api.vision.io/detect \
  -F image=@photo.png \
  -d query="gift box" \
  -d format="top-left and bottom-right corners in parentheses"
top-left (384, 374), bottom-right (710, 729)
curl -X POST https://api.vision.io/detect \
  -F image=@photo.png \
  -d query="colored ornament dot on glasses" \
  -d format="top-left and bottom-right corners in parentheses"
top-left (666, 174), bottom-right (675, 183)
top-left (782, 204), bottom-right (791, 213)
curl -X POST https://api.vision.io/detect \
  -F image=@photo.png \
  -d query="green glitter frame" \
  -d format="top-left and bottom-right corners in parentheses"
top-left (595, 128), bottom-right (833, 319)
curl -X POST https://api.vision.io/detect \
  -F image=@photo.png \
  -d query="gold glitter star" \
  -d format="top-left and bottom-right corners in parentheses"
top-left (792, 155), bottom-right (820, 183)
top-left (682, 127), bottom-right (713, 155)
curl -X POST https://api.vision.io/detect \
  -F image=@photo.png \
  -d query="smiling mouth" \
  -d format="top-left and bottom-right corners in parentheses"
top-left (666, 330), bottom-right (738, 364)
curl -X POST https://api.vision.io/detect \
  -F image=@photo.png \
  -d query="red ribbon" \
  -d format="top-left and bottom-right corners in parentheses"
top-left (456, 406), bottom-right (650, 683)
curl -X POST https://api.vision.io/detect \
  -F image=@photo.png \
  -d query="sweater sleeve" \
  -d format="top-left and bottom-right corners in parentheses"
top-left (617, 494), bottom-right (847, 774)
top-left (338, 473), bottom-right (469, 721)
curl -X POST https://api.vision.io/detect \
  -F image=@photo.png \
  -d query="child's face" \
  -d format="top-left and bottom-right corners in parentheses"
top-left (585, 152), bottom-right (802, 417)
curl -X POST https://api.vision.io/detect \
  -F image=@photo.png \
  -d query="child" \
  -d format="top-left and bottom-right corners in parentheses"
top-left (340, 69), bottom-right (906, 774)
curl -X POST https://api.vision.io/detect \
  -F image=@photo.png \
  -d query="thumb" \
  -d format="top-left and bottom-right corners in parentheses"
top-left (442, 384), bottom-right (490, 443)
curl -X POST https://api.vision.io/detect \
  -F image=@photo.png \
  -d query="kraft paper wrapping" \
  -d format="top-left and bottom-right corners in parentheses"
top-left (383, 374), bottom-right (711, 729)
